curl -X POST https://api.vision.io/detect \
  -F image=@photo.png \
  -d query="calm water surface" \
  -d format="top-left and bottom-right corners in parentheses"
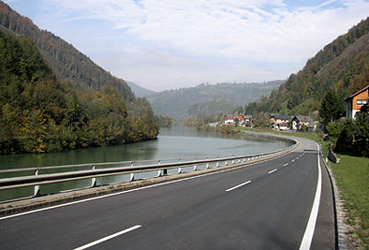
top-left (0, 126), bottom-right (290, 169)
top-left (0, 126), bottom-right (291, 201)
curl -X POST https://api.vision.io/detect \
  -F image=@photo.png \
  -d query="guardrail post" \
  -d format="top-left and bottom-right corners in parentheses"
top-left (130, 162), bottom-right (135, 181)
top-left (33, 169), bottom-right (40, 197)
top-left (91, 165), bottom-right (97, 187)
top-left (157, 160), bottom-right (166, 177)
top-left (1, 140), bottom-right (298, 202)
top-left (178, 159), bottom-right (182, 174)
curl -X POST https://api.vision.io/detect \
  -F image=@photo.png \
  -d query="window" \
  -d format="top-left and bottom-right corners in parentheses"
top-left (357, 99), bottom-right (368, 105)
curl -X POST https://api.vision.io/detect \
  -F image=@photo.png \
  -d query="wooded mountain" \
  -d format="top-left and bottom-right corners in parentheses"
top-left (147, 81), bottom-right (282, 120)
top-left (0, 2), bottom-right (158, 154)
top-left (246, 17), bottom-right (369, 116)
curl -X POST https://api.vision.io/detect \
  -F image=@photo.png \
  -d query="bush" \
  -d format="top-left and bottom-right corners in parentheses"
top-left (327, 105), bottom-right (369, 157)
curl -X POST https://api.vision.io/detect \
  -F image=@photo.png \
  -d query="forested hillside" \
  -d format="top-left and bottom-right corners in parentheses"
top-left (246, 17), bottom-right (369, 116)
top-left (148, 81), bottom-right (282, 120)
top-left (0, 1), bottom-right (133, 100)
top-left (0, 2), bottom-right (158, 154)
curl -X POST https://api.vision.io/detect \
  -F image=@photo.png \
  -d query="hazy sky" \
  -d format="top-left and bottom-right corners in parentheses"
top-left (4, 0), bottom-right (369, 91)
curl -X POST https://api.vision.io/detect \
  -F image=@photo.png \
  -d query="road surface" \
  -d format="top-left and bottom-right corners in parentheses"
top-left (0, 137), bottom-right (335, 249)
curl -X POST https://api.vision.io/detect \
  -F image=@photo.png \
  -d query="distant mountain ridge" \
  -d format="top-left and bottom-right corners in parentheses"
top-left (147, 81), bottom-right (283, 120)
top-left (127, 81), bottom-right (156, 97)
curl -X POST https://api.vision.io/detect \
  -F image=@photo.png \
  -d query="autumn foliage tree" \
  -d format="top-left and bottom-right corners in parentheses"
top-left (0, 30), bottom-right (158, 154)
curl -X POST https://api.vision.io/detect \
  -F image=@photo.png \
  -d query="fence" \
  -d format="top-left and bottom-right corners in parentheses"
top-left (0, 137), bottom-right (298, 201)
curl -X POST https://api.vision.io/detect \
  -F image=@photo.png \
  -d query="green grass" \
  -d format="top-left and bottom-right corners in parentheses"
top-left (332, 155), bottom-right (369, 249)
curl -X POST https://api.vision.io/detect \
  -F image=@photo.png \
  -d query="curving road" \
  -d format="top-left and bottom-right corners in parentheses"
top-left (0, 137), bottom-right (335, 249)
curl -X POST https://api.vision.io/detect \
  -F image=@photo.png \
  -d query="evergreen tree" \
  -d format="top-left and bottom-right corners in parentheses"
top-left (319, 91), bottom-right (344, 123)
top-left (354, 104), bottom-right (369, 156)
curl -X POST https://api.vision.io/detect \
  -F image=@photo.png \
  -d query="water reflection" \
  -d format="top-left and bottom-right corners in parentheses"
top-left (0, 126), bottom-right (292, 201)
top-left (0, 126), bottom-right (289, 170)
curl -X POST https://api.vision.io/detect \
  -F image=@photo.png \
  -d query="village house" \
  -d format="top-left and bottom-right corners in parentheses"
top-left (243, 115), bottom-right (253, 127)
top-left (224, 115), bottom-right (254, 127)
top-left (224, 115), bottom-right (244, 126)
top-left (292, 116), bottom-right (318, 132)
top-left (345, 85), bottom-right (369, 119)
top-left (233, 116), bottom-right (244, 125)
top-left (224, 115), bottom-right (234, 125)
top-left (270, 114), bottom-right (291, 131)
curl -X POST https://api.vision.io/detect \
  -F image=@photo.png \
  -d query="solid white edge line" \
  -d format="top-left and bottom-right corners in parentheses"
top-left (73, 225), bottom-right (142, 250)
top-left (225, 180), bottom-right (251, 192)
top-left (299, 143), bottom-right (322, 250)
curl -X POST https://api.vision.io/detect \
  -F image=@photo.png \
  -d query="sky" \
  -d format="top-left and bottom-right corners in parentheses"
top-left (4, 0), bottom-right (369, 91)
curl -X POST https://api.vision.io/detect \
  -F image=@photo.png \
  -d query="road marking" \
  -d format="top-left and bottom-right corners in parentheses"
top-left (74, 225), bottom-right (142, 250)
top-left (299, 143), bottom-right (322, 250)
top-left (291, 159), bottom-right (295, 162)
top-left (0, 162), bottom-right (262, 221)
top-left (226, 180), bottom-right (251, 192)
top-left (1, 145), bottom-right (293, 221)
top-left (283, 163), bottom-right (288, 167)
top-left (268, 169), bottom-right (277, 174)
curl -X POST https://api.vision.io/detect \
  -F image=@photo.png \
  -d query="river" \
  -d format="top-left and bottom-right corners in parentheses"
top-left (0, 126), bottom-right (291, 201)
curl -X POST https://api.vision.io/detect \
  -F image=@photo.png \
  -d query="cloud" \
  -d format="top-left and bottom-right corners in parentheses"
top-left (10, 0), bottom-right (369, 90)
top-left (43, 0), bottom-right (368, 60)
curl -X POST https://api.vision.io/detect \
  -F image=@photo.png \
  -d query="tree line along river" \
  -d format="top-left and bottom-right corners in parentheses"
top-left (0, 126), bottom-right (292, 201)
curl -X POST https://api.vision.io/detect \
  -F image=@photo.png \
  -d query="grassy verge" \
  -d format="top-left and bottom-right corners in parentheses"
top-left (332, 155), bottom-right (369, 249)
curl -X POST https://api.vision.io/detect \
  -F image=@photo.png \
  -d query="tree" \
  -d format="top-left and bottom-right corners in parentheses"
top-left (319, 90), bottom-right (344, 123)
top-left (0, 28), bottom-right (159, 154)
top-left (328, 104), bottom-right (369, 157)
top-left (326, 120), bottom-right (345, 146)
top-left (335, 119), bottom-right (355, 154)
top-left (253, 113), bottom-right (270, 128)
top-left (354, 104), bottom-right (369, 156)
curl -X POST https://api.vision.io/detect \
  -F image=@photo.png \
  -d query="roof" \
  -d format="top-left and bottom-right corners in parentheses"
top-left (270, 114), bottom-right (291, 120)
top-left (293, 116), bottom-right (313, 122)
top-left (345, 85), bottom-right (369, 101)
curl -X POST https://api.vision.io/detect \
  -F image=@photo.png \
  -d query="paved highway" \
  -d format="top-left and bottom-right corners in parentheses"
top-left (0, 138), bottom-right (335, 249)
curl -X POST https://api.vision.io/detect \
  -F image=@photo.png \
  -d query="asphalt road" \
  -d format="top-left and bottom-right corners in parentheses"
top-left (0, 138), bottom-right (335, 249)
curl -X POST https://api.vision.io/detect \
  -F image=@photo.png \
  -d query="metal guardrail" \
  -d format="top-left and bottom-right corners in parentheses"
top-left (0, 137), bottom-right (299, 198)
